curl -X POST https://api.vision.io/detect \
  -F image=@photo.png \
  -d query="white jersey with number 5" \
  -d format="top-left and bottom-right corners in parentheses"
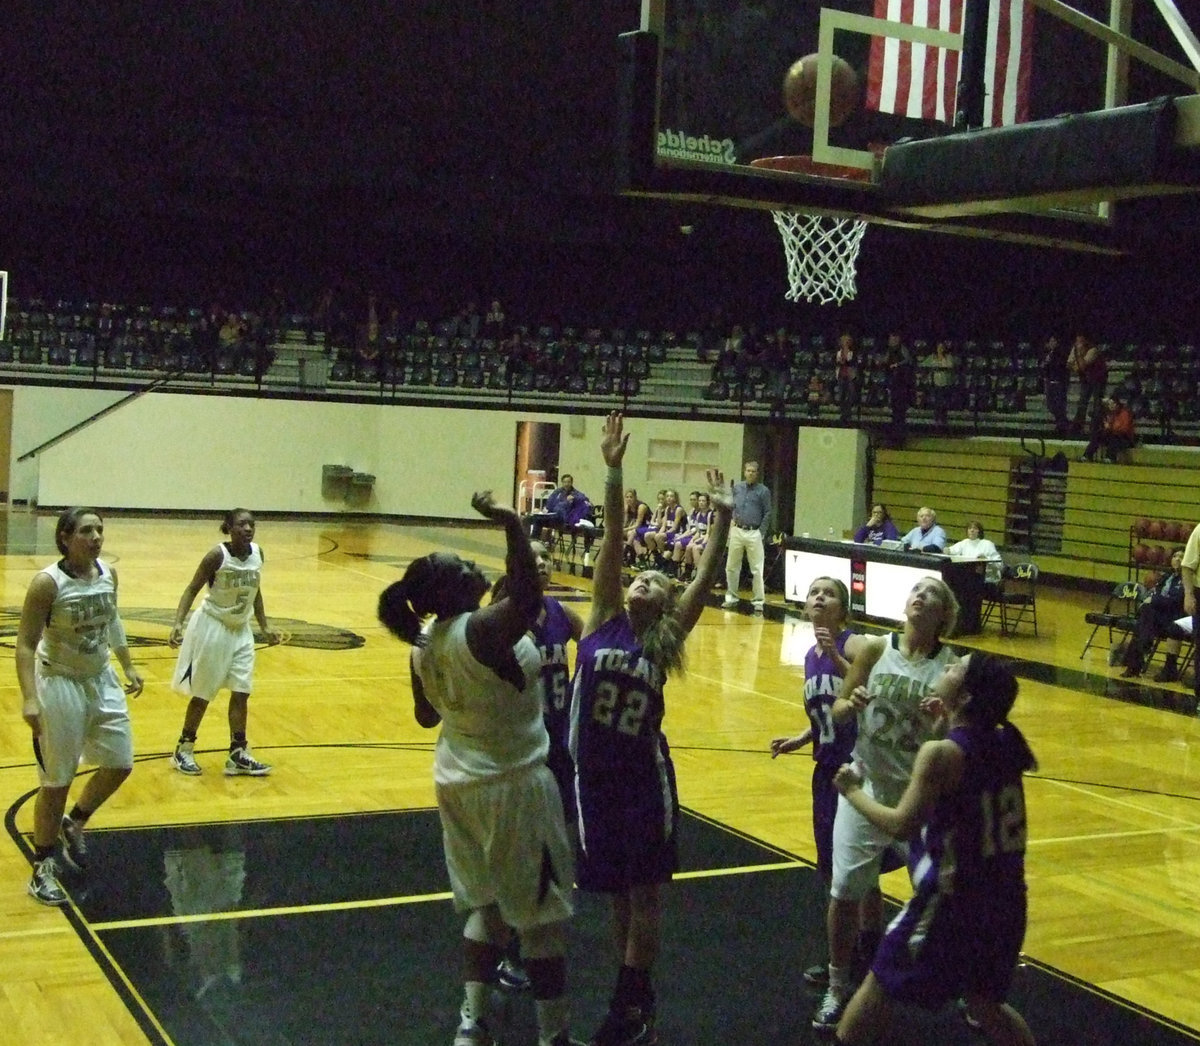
top-left (200, 542), bottom-right (263, 629)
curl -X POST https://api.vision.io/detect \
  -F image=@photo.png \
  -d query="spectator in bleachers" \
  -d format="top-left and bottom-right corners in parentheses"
top-left (885, 333), bottom-right (916, 444)
top-left (835, 333), bottom-right (860, 424)
top-left (920, 341), bottom-right (956, 428)
top-left (482, 299), bottom-right (506, 340)
top-left (711, 324), bottom-right (746, 381)
top-left (1081, 394), bottom-right (1135, 463)
top-left (853, 504), bottom-right (899, 545)
top-left (1041, 335), bottom-right (1071, 435)
top-left (1069, 334), bottom-right (1108, 436)
top-left (1120, 547), bottom-right (1187, 681)
top-left (900, 507), bottom-right (947, 553)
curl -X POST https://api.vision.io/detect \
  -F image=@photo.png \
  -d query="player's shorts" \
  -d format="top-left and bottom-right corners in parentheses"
top-left (437, 762), bottom-right (575, 932)
top-left (34, 663), bottom-right (133, 786)
top-left (830, 791), bottom-right (908, 902)
top-left (575, 754), bottom-right (680, 893)
top-left (172, 611), bottom-right (255, 701)
top-left (873, 885), bottom-right (1027, 1009)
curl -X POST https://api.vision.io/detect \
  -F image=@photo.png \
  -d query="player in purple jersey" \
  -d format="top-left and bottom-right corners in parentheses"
top-left (772, 576), bottom-right (889, 988)
top-left (832, 653), bottom-right (1038, 1046)
top-left (569, 411), bottom-right (731, 1046)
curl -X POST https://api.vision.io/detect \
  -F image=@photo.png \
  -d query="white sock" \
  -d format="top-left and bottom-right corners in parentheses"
top-left (828, 963), bottom-right (853, 998)
top-left (461, 981), bottom-right (490, 1025)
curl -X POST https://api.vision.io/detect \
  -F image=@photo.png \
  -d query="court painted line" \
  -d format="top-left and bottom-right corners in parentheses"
top-left (0, 923), bottom-right (77, 941)
top-left (87, 862), bottom-right (803, 932)
top-left (1042, 777), bottom-right (1200, 829)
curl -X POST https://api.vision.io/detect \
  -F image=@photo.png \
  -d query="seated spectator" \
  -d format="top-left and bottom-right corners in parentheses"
top-left (645, 489), bottom-right (687, 565)
top-left (632, 490), bottom-right (667, 568)
top-left (946, 520), bottom-right (1003, 584)
top-left (528, 473), bottom-right (592, 538)
top-left (853, 504), bottom-right (899, 545)
top-left (622, 489), bottom-right (651, 564)
top-left (1121, 547), bottom-right (1188, 681)
top-left (900, 506), bottom-right (947, 553)
top-left (1082, 395), bottom-right (1136, 463)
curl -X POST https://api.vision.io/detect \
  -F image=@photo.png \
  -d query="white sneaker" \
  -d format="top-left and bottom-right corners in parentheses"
top-left (28, 857), bottom-right (67, 906)
top-left (453, 1019), bottom-right (496, 1046)
top-left (722, 596), bottom-right (739, 609)
top-left (225, 747), bottom-right (272, 776)
top-left (172, 741), bottom-right (202, 776)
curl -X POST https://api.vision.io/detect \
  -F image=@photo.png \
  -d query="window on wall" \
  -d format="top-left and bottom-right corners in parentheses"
top-left (645, 439), bottom-right (719, 487)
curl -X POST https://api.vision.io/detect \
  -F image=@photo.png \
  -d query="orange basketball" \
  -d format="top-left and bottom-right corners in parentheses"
top-left (1133, 544), bottom-right (1152, 565)
top-left (1135, 518), bottom-right (1152, 538)
top-left (1147, 519), bottom-right (1166, 540)
top-left (783, 54), bottom-right (860, 128)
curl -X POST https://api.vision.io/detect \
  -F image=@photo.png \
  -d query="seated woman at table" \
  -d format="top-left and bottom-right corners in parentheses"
top-left (853, 504), bottom-right (900, 546)
top-left (946, 521), bottom-right (1004, 585)
top-left (900, 507), bottom-right (947, 554)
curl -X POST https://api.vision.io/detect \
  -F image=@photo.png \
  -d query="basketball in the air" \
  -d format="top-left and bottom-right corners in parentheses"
top-left (783, 53), bottom-right (860, 127)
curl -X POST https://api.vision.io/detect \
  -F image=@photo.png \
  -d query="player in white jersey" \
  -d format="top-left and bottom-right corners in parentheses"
top-left (17, 508), bottom-right (144, 905)
top-left (813, 576), bottom-right (961, 1034)
top-left (169, 509), bottom-right (281, 777)
top-left (378, 490), bottom-right (581, 1046)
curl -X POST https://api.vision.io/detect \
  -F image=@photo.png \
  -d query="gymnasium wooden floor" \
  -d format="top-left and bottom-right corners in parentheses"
top-left (3, 512), bottom-right (1200, 1044)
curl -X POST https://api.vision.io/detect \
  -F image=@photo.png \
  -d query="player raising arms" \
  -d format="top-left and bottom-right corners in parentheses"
top-left (771, 576), bottom-right (891, 989)
top-left (569, 411), bottom-right (731, 1046)
top-left (831, 652), bottom-right (1037, 1046)
top-left (813, 576), bottom-right (960, 1034)
top-left (378, 491), bottom-right (581, 1046)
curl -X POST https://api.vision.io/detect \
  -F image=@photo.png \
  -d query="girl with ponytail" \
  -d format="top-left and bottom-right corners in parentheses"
top-left (377, 491), bottom-right (581, 1046)
top-left (569, 412), bottom-right (733, 1044)
top-left (830, 652), bottom-right (1038, 1046)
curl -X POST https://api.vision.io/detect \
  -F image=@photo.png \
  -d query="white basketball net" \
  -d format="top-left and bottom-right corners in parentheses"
top-left (771, 210), bottom-right (867, 306)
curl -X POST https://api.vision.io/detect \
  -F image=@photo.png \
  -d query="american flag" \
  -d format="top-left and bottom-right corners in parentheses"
top-left (866, 0), bottom-right (1034, 127)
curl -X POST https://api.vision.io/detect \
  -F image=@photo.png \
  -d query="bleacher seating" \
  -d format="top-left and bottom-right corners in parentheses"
top-left (4, 295), bottom-right (1200, 444)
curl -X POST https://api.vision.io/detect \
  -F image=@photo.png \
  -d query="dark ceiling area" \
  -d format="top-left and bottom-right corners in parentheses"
top-left (1, 2), bottom-right (1197, 339)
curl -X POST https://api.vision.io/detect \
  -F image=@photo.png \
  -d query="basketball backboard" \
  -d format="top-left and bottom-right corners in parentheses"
top-left (617, 1), bottom-right (1200, 252)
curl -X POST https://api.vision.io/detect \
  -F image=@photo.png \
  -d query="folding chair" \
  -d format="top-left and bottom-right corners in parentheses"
top-left (991, 562), bottom-right (1039, 637)
top-left (1080, 580), bottom-right (1145, 660)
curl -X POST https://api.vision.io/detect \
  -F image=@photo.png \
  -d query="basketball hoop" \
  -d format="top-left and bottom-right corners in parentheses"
top-left (771, 210), bottom-right (867, 307)
top-left (749, 154), bottom-right (874, 307)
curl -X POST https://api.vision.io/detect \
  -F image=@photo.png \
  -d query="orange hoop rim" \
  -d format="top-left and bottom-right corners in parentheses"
top-left (750, 150), bottom-right (885, 182)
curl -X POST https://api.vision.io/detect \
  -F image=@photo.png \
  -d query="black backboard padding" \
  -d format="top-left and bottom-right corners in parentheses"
top-left (879, 96), bottom-right (1189, 205)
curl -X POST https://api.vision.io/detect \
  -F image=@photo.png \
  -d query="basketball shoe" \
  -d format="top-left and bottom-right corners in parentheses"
top-left (225, 746), bottom-right (272, 776)
top-left (59, 815), bottom-right (88, 873)
top-left (172, 741), bottom-right (202, 776)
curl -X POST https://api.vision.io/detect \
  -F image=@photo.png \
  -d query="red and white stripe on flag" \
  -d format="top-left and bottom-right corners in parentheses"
top-left (866, 1), bottom-right (1034, 127)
